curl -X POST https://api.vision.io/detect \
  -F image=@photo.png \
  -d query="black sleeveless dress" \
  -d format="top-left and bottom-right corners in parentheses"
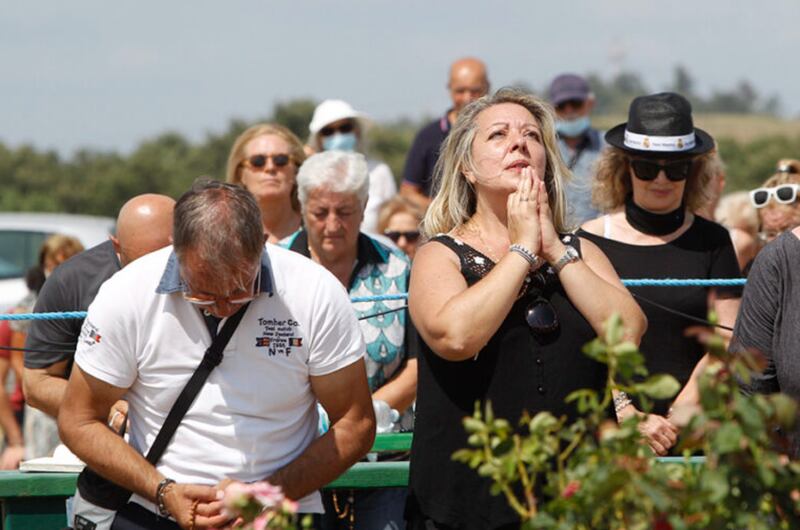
top-left (406, 234), bottom-right (609, 529)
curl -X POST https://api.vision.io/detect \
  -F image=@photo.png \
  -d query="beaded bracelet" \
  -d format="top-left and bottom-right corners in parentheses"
top-left (508, 244), bottom-right (544, 271)
top-left (156, 478), bottom-right (176, 517)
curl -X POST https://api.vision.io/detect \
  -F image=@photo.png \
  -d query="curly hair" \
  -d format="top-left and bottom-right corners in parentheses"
top-left (592, 147), bottom-right (720, 213)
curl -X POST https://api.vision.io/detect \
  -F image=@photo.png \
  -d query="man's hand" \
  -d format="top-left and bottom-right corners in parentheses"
top-left (0, 445), bottom-right (25, 470)
top-left (163, 482), bottom-right (229, 530)
top-left (107, 400), bottom-right (128, 433)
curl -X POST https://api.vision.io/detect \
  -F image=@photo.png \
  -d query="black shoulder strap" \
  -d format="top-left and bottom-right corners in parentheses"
top-left (144, 303), bottom-right (250, 464)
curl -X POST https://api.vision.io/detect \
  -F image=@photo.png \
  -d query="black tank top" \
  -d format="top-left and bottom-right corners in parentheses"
top-left (408, 234), bottom-right (608, 529)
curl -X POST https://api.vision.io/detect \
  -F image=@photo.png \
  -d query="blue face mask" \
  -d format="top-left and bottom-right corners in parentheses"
top-left (555, 115), bottom-right (591, 138)
top-left (322, 132), bottom-right (358, 152)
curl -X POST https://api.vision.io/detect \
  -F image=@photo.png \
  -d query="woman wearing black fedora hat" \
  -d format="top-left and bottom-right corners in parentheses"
top-left (578, 92), bottom-right (742, 456)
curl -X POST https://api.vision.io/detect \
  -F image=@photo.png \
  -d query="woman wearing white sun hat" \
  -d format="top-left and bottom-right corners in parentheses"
top-left (308, 99), bottom-right (398, 234)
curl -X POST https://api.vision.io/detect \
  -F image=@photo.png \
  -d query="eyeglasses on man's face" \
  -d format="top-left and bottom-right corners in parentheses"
top-left (182, 268), bottom-right (261, 307)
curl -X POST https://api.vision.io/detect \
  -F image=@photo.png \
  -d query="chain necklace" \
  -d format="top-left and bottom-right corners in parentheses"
top-left (463, 218), bottom-right (504, 263)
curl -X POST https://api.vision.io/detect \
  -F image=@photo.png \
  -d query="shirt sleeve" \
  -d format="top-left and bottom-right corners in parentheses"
top-left (73, 277), bottom-right (139, 389)
top-left (402, 128), bottom-right (430, 187)
top-left (731, 244), bottom-right (780, 395)
top-left (24, 275), bottom-right (82, 369)
top-left (306, 273), bottom-right (365, 376)
top-left (369, 163), bottom-right (397, 205)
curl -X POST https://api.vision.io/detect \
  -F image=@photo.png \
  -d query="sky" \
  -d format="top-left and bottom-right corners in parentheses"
top-left (2, 1), bottom-right (798, 157)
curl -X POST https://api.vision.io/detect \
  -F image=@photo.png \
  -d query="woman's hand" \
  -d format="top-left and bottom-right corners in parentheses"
top-left (507, 166), bottom-right (542, 253)
top-left (617, 405), bottom-right (679, 456)
top-left (534, 175), bottom-right (566, 264)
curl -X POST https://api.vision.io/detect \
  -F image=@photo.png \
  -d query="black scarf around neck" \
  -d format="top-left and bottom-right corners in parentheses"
top-left (624, 194), bottom-right (685, 236)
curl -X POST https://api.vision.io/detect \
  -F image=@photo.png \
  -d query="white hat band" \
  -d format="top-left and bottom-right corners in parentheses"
top-left (623, 130), bottom-right (696, 152)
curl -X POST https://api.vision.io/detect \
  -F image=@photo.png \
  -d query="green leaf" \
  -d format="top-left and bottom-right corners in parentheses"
top-left (635, 374), bottom-right (680, 400)
top-left (712, 422), bottom-right (743, 454)
top-left (769, 393), bottom-right (798, 429)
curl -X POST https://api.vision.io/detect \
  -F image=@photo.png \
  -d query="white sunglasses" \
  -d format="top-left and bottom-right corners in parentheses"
top-left (749, 184), bottom-right (800, 208)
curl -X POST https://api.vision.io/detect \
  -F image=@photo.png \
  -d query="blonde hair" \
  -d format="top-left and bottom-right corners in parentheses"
top-left (714, 191), bottom-right (758, 235)
top-left (592, 147), bottom-right (718, 213)
top-left (39, 234), bottom-right (84, 269)
top-left (422, 88), bottom-right (572, 237)
top-left (377, 196), bottom-right (425, 234)
top-left (761, 168), bottom-right (800, 189)
top-left (225, 123), bottom-right (307, 212)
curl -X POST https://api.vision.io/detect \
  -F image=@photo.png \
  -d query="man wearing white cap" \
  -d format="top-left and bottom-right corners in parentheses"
top-left (308, 100), bottom-right (397, 234)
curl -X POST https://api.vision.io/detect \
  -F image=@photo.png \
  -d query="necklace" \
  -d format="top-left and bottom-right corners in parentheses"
top-left (463, 219), bottom-right (503, 263)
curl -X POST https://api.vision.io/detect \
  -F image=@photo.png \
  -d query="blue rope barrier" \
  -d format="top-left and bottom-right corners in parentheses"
top-left (1, 311), bottom-right (88, 321)
top-left (621, 278), bottom-right (747, 287)
top-left (1, 279), bottom-right (747, 321)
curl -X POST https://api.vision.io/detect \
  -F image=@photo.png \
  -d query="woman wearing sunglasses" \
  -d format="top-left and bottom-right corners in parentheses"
top-left (749, 165), bottom-right (800, 244)
top-left (308, 100), bottom-right (397, 235)
top-left (405, 88), bottom-right (645, 530)
top-left (226, 123), bottom-right (307, 243)
top-left (377, 196), bottom-right (425, 260)
top-left (579, 92), bottom-right (742, 456)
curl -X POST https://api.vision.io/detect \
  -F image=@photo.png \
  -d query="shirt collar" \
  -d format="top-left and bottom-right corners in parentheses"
top-left (156, 248), bottom-right (275, 296)
top-left (287, 230), bottom-right (388, 287)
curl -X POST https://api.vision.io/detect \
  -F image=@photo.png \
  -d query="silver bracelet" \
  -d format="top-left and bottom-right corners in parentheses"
top-left (613, 391), bottom-right (633, 414)
top-left (508, 244), bottom-right (544, 270)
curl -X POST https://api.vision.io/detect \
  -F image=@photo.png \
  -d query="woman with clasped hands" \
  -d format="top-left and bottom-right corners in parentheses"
top-left (404, 88), bottom-right (646, 530)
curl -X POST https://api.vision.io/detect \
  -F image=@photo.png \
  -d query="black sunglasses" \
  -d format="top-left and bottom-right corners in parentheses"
top-left (384, 230), bottom-right (420, 244)
top-left (555, 99), bottom-right (585, 112)
top-left (242, 153), bottom-right (292, 169)
top-left (525, 290), bottom-right (559, 335)
top-left (630, 159), bottom-right (693, 182)
top-left (319, 122), bottom-right (355, 137)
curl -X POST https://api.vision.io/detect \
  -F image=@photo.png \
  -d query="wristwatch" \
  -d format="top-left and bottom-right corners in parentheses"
top-left (552, 246), bottom-right (580, 273)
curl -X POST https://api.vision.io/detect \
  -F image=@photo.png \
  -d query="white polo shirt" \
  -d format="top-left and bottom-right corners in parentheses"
top-left (75, 244), bottom-right (365, 513)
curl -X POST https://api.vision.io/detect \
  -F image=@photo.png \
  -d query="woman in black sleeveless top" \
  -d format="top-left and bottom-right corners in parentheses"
top-left (406, 89), bottom-right (646, 530)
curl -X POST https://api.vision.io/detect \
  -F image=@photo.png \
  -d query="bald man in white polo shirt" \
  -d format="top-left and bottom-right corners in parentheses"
top-left (59, 180), bottom-right (375, 529)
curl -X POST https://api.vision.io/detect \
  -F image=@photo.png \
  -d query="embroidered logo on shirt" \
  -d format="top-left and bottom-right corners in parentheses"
top-left (78, 320), bottom-right (102, 347)
top-left (256, 317), bottom-right (303, 357)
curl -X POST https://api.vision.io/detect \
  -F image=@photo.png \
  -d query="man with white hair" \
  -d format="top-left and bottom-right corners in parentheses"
top-left (59, 180), bottom-right (375, 528)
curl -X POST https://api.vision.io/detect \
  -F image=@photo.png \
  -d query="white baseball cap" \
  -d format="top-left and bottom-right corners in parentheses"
top-left (309, 99), bottom-right (369, 135)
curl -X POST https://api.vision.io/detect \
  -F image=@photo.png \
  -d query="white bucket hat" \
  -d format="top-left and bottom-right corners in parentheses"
top-left (308, 99), bottom-right (369, 136)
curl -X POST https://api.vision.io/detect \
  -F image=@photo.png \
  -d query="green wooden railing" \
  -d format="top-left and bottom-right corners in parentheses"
top-left (0, 433), bottom-right (703, 529)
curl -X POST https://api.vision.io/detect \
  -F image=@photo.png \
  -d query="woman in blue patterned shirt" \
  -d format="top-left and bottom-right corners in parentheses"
top-left (282, 150), bottom-right (418, 530)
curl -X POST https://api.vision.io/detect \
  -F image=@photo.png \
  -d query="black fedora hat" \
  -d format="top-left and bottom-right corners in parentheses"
top-left (605, 92), bottom-right (714, 158)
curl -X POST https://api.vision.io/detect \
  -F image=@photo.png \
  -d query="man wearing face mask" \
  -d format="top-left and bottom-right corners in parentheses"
top-left (308, 99), bottom-right (397, 234)
top-left (548, 73), bottom-right (606, 225)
